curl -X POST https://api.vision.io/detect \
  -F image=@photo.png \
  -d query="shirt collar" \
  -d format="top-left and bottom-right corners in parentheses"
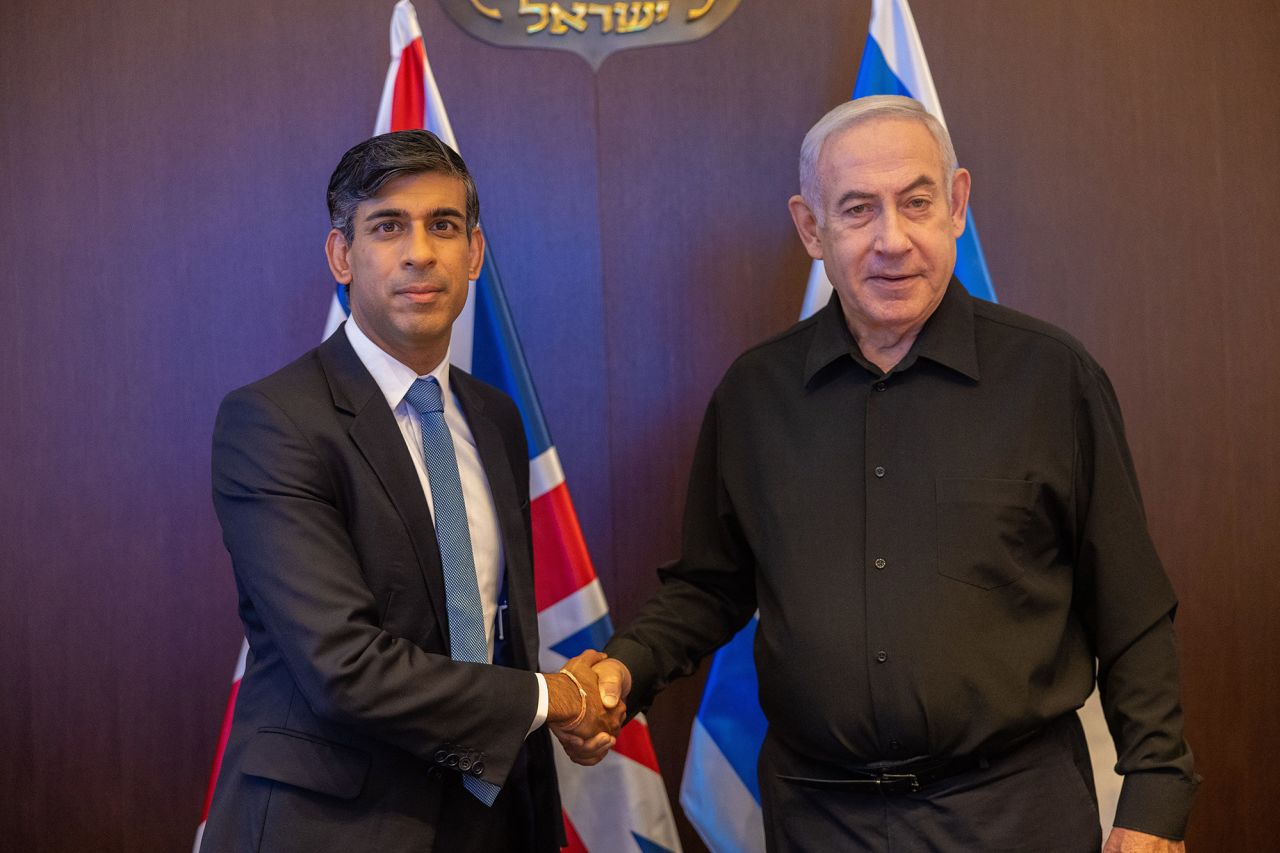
top-left (344, 315), bottom-right (452, 411)
top-left (804, 277), bottom-right (981, 385)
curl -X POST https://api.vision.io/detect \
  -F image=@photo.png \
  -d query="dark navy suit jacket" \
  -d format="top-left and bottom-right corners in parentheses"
top-left (201, 326), bottom-right (561, 853)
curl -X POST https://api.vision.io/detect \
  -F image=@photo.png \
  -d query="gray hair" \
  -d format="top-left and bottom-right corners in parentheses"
top-left (798, 95), bottom-right (957, 222)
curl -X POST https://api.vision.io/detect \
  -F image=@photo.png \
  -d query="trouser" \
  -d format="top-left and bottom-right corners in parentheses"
top-left (759, 714), bottom-right (1103, 853)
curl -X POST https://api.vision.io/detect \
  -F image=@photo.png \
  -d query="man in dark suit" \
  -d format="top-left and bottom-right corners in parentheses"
top-left (201, 130), bottom-right (620, 853)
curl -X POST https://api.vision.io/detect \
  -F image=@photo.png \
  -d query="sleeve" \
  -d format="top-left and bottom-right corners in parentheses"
top-left (604, 393), bottom-right (759, 712)
top-left (212, 386), bottom-right (537, 788)
top-left (1072, 365), bottom-right (1200, 839)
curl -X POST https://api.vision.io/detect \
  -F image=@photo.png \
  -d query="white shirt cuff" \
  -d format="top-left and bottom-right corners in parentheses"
top-left (528, 673), bottom-right (549, 736)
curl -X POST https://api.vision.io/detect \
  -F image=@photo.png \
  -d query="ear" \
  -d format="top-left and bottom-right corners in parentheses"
top-left (948, 168), bottom-right (972, 237)
top-left (788, 194), bottom-right (825, 260)
top-left (325, 228), bottom-right (353, 284)
top-left (466, 226), bottom-right (486, 280)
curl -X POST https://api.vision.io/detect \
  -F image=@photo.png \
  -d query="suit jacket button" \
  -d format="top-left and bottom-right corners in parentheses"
top-left (434, 749), bottom-right (448, 764)
top-left (446, 753), bottom-right (460, 767)
top-left (471, 761), bottom-right (485, 776)
top-left (458, 756), bottom-right (473, 772)
top-left (426, 766), bottom-right (442, 780)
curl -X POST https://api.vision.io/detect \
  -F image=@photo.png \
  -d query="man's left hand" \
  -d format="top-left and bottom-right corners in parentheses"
top-left (1103, 827), bottom-right (1186, 852)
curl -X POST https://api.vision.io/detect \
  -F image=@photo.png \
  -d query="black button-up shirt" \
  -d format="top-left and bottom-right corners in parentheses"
top-left (609, 280), bottom-right (1197, 837)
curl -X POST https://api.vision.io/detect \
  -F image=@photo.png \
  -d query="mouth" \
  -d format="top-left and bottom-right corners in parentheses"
top-left (395, 286), bottom-right (446, 303)
top-left (867, 273), bottom-right (923, 287)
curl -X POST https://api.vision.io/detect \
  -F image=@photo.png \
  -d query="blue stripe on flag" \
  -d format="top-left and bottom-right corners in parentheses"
top-left (851, 36), bottom-right (912, 99)
top-left (550, 614), bottom-right (615, 660)
top-left (693, 617), bottom-right (766, 802)
top-left (954, 212), bottom-right (996, 302)
top-left (632, 832), bottom-right (678, 853)
top-left (470, 245), bottom-right (555, 457)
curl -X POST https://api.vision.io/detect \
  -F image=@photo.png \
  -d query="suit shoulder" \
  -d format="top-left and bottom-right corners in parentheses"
top-left (214, 347), bottom-right (336, 442)
top-left (451, 368), bottom-right (528, 443)
top-left (221, 346), bottom-right (327, 407)
top-left (452, 367), bottom-right (517, 408)
top-left (452, 368), bottom-right (521, 419)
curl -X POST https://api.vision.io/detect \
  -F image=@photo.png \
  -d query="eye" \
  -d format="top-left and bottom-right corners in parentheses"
top-left (431, 219), bottom-right (461, 233)
top-left (906, 197), bottom-right (931, 210)
top-left (373, 221), bottom-right (402, 233)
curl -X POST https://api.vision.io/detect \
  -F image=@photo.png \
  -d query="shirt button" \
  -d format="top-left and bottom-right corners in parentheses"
top-left (874, 381), bottom-right (887, 392)
top-left (875, 650), bottom-right (888, 663)
top-left (889, 739), bottom-right (902, 751)
top-left (874, 466), bottom-right (886, 478)
top-left (874, 557), bottom-right (887, 570)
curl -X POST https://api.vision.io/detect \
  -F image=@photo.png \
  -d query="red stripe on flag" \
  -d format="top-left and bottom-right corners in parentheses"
top-left (199, 677), bottom-right (242, 821)
top-left (560, 809), bottom-right (589, 853)
top-left (613, 716), bottom-right (662, 775)
top-left (390, 37), bottom-right (427, 132)
top-left (531, 482), bottom-right (598, 611)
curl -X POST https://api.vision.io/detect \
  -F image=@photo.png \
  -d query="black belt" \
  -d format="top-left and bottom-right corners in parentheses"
top-left (778, 727), bottom-right (1045, 795)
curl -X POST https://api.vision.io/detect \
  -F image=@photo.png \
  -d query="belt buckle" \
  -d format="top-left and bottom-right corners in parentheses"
top-left (876, 772), bottom-right (920, 793)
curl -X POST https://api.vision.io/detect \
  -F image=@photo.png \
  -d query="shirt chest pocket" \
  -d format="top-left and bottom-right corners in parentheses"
top-left (935, 477), bottom-right (1039, 590)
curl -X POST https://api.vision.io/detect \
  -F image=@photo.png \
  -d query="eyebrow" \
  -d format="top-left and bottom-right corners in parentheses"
top-left (833, 175), bottom-right (938, 208)
top-left (362, 206), bottom-right (466, 223)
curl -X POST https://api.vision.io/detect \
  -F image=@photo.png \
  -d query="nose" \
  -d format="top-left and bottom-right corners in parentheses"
top-left (402, 222), bottom-right (437, 268)
top-left (874, 208), bottom-right (912, 256)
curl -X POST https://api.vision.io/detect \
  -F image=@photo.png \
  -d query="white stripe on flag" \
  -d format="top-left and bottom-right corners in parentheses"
top-left (556, 734), bottom-right (682, 853)
top-left (680, 719), bottom-right (765, 853)
top-left (529, 447), bottom-right (565, 501)
top-left (537, 578), bottom-right (609, 669)
top-left (869, 0), bottom-right (947, 127)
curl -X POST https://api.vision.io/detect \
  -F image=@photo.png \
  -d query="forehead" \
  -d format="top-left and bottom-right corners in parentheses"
top-left (818, 117), bottom-right (945, 193)
top-left (356, 170), bottom-right (468, 216)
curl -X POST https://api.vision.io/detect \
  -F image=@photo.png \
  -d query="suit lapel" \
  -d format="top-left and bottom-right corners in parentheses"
top-left (318, 328), bottom-right (451, 642)
top-left (452, 371), bottom-right (538, 670)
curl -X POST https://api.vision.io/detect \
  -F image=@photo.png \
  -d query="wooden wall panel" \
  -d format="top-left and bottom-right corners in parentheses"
top-left (2, 1), bottom-right (1277, 850)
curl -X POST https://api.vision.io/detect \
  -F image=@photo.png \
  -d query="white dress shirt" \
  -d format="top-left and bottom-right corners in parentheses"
top-left (345, 317), bottom-right (548, 734)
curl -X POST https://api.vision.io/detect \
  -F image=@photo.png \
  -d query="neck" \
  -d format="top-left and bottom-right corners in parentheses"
top-left (840, 310), bottom-right (925, 374)
top-left (351, 312), bottom-right (449, 376)
top-left (400, 348), bottom-right (447, 377)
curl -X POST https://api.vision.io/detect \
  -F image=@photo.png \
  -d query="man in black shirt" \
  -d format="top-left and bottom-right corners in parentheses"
top-left (564, 96), bottom-right (1198, 851)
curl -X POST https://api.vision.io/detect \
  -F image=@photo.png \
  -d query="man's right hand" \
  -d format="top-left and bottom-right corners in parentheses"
top-left (547, 651), bottom-right (620, 727)
top-left (546, 654), bottom-right (632, 766)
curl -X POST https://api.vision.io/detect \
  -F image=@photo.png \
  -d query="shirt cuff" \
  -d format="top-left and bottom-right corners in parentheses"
top-left (527, 673), bottom-right (549, 737)
top-left (1112, 770), bottom-right (1200, 840)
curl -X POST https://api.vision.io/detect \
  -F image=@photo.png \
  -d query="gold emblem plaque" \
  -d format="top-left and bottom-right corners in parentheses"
top-left (438, 0), bottom-right (742, 70)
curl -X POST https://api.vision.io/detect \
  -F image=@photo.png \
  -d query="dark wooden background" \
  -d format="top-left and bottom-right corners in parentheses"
top-left (3, 0), bottom-right (1276, 849)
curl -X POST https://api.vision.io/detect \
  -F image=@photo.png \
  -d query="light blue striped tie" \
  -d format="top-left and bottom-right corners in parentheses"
top-left (404, 376), bottom-right (500, 806)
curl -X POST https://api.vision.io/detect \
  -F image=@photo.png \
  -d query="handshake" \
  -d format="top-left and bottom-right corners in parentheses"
top-left (544, 650), bottom-right (632, 766)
